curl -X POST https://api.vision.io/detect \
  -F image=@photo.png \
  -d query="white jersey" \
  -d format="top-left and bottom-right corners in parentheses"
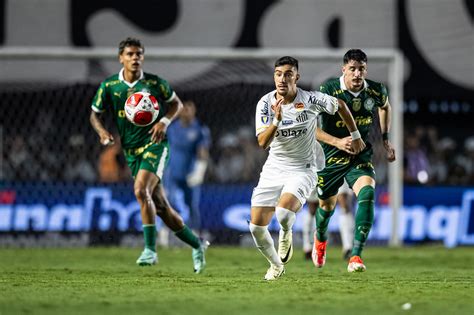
top-left (255, 88), bottom-right (338, 171)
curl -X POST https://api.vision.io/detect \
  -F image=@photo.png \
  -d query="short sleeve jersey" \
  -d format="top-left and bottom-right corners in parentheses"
top-left (166, 119), bottom-right (211, 181)
top-left (319, 77), bottom-right (388, 158)
top-left (91, 70), bottom-right (175, 149)
top-left (255, 87), bottom-right (339, 171)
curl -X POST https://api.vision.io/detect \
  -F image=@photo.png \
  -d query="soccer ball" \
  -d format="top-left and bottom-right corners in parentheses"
top-left (124, 92), bottom-right (160, 127)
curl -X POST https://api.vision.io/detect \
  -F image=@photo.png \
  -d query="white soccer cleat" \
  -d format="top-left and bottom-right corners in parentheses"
top-left (136, 248), bottom-right (158, 266)
top-left (278, 230), bottom-right (293, 265)
top-left (347, 255), bottom-right (366, 272)
top-left (264, 264), bottom-right (285, 281)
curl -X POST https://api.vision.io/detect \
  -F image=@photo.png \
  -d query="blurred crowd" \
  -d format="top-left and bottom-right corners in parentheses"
top-left (2, 125), bottom-right (473, 186)
top-left (403, 126), bottom-right (474, 186)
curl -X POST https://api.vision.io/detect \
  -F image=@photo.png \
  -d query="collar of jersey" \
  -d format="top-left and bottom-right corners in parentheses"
top-left (119, 68), bottom-right (144, 88)
top-left (271, 88), bottom-right (300, 106)
top-left (339, 75), bottom-right (368, 98)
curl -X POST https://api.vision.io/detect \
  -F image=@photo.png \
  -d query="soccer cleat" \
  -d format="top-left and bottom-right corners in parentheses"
top-left (311, 233), bottom-right (327, 268)
top-left (278, 230), bottom-right (293, 264)
top-left (347, 255), bottom-right (366, 272)
top-left (192, 239), bottom-right (210, 274)
top-left (264, 264), bottom-right (285, 281)
top-left (304, 251), bottom-right (312, 261)
top-left (136, 248), bottom-right (158, 266)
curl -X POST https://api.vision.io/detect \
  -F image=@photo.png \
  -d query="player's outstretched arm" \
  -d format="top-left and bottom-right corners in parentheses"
top-left (257, 99), bottom-right (283, 149)
top-left (149, 95), bottom-right (184, 143)
top-left (90, 111), bottom-right (114, 146)
top-left (316, 128), bottom-right (354, 154)
top-left (336, 99), bottom-right (366, 154)
top-left (378, 101), bottom-right (396, 162)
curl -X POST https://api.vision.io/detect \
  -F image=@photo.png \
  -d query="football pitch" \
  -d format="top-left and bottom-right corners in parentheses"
top-left (0, 246), bottom-right (472, 315)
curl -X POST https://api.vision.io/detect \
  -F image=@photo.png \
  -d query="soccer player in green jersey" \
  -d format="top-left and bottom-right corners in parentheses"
top-left (89, 37), bottom-right (208, 273)
top-left (312, 49), bottom-right (396, 272)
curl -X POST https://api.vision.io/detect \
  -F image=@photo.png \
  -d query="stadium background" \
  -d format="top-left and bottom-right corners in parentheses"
top-left (0, 0), bottom-right (473, 248)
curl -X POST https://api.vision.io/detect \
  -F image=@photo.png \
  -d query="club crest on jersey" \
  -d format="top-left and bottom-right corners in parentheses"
top-left (364, 98), bottom-right (375, 111)
top-left (261, 115), bottom-right (269, 124)
top-left (352, 98), bottom-right (362, 111)
top-left (296, 111), bottom-right (308, 123)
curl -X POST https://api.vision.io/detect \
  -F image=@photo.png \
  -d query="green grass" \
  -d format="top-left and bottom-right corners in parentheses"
top-left (0, 246), bottom-right (473, 315)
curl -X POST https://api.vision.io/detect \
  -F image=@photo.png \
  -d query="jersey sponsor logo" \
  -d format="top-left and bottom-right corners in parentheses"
top-left (336, 115), bottom-right (372, 127)
top-left (296, 111), bottom-right (308, 123)
top-left (260, 101), bottom-right (269, 116)
top-left (261, 115), bottom-right (269, 124)
top-left (282, 120), bottom-right (293, 125)
top-left (275, 128), bottom-right (307, 138)
top-left (327, 156), bottom-right (351, 165)
top-left (294, 102), bottom-right (304, 110)
top-left (307, 96), bottom-right (325, 107)
top-left (352, 98), bottom-right (362, 111)
top-left (364, 98), bottom-right (375, 111)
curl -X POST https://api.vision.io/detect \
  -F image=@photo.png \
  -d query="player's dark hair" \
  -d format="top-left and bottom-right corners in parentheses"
top-left (343, 49), bottom-right (367, 64)
top-left (118, 37), bottom-right (145, 55)
top-left (274, 56), bottom-right (299, 71)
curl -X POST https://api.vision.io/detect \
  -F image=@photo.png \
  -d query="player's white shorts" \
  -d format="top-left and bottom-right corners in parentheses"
top-left (307, 179), bottom-right (352, 202)
top-left (251, 163), bottom-right (316, 207)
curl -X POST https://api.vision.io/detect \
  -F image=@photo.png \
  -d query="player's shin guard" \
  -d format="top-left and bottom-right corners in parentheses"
top-left (143, 224), bottom-right (157, 251)
top-left (352, 186), bottom-right (375, 257)
top-left (315, 207), bottom-right (335, 242)
top-left (249, 223), bottom-right (282, 266)
top-left (275, 207), bottom-right (296, 232)
top-left (175, 225), bottom-right (201, 249)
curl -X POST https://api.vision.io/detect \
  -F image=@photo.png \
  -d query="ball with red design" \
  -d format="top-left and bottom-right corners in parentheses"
top-left (124, 92), bottom-right (160, 126)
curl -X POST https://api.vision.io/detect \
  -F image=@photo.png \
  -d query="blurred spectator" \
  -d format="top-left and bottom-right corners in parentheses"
top-left (98, 134), bottom-right (130, 183)
top-left (403, 132), bottom-right (431, 185)
top-left (236, 126), bottom-right (267, 183)
top-left (213, 133), bottom-right (246, 183)
top-left (64, 134), bottom-right (97, 182)
top-left (5, 135), bottom-right (42, 181)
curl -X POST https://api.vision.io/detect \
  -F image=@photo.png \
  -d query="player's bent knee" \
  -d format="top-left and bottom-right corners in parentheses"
top-left (319, 197), bottom-right (337, 211)
top-left (134, 187), bottom-right (150, 203)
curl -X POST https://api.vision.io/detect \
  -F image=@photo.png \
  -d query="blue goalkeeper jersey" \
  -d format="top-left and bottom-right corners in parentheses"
top-left (166, 119), bottom-right (211, 181)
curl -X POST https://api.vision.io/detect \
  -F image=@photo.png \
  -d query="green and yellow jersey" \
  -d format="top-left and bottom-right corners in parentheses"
top-left (319, 76), bottom-right (388, 160)
top-left (91, 70), bottom-right (175, 149)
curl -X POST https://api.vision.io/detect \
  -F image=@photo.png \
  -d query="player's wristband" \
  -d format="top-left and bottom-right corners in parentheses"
top-left (382, 132), bottom-right (389, 141)
top-left (350, 130), bottom-right (361, 140)
top-left (159, 117), bottom-right (171, 127)
top-left (272, 117), bottom-right (281, 127)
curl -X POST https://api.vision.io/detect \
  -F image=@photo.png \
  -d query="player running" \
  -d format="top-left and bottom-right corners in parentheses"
top-left (312, 49), bottom-right (396, 272)
top-left (249, 56), bottom-right (365, 280)
top-left (89, 37), bottom-right (208, 273)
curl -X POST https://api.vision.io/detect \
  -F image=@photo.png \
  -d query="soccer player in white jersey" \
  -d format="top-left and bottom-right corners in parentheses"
top-left (249, 56), bottom-right (366, 280)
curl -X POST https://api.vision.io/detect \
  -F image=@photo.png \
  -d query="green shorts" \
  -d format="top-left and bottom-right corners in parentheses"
top-left (123, 140), bottom-right (170, 178)
top-left (317, 147), bottom-right (376, 200)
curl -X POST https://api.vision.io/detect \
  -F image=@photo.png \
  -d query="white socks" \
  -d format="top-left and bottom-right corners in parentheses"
top-left (339, 211), bottom-right (354, 251)
top-left (302, 211), bottom-right (315, 253)
top-left (249, 223), bottom-right (282, 266)
top-left (275, 207), bottom-right (296, 232)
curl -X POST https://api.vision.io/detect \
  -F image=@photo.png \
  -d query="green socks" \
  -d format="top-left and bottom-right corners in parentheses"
top-left (352, 186), bottom-right (375, 257)
top-left (315, 207), bottom-right (335, 242)
top-left (143, 224), bottom-right (157, 251)
top-left (175, 225), bottom-right (201, 249)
